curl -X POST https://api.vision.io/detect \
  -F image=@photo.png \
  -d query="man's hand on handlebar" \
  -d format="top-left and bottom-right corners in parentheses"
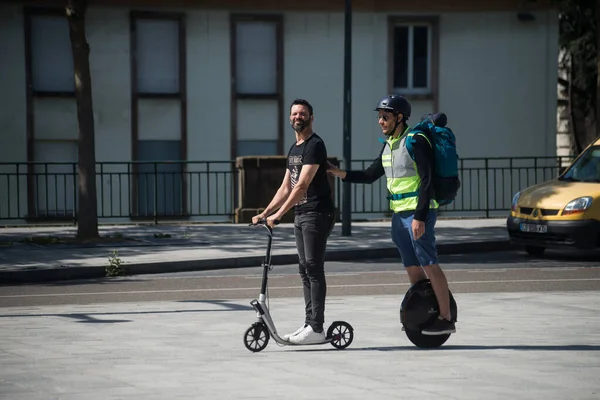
top-left (250, 212), bottom-right (280, 228)
top-left (251, 213), bottom-right (265, 225)
top-left (266, 215), bottom-right (280, 228)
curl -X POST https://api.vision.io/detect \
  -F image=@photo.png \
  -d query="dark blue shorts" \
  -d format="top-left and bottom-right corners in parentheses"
top-left (391, 209), bottom-right (439, 268)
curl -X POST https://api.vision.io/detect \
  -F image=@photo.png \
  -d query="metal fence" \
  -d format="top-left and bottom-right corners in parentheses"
top-left (335, 156), bottom-right (574, 219)
top-left (0, 156), bottom-right (574, 225)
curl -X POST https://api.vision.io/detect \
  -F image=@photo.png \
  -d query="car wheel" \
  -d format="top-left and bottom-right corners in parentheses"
top-left (525, 245), bottom-right (546, 257)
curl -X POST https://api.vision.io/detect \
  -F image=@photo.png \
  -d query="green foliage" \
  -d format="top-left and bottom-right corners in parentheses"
top-left (558, 0), bottom-right (598, 113)
top-left (106, 250), bottom-right (125, 277)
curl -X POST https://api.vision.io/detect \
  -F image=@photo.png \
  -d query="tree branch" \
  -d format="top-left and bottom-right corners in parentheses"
top-left (558, 77), bottom-right (570, 89)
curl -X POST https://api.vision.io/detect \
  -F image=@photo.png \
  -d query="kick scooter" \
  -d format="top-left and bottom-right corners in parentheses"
top-left (243, 219), bottom-right (354, 353)
top-left (399, 279), bottom-right (458, 348)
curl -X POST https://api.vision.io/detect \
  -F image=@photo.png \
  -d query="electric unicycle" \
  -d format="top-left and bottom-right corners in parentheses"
top-left (399, 279), bottom-right (458, 348)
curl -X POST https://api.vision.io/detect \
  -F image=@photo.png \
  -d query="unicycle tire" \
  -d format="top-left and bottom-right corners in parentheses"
top-left (399, 279), bottom-right (458, 349)
top-left (404, 328), bottom-right (452, 348)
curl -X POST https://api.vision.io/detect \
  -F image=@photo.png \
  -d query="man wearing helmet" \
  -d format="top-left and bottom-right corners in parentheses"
top-left (327, 94), bottom-right (455, 335)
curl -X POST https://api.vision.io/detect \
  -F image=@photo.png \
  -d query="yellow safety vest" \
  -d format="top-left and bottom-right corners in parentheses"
top-left (381, 127), bottom-right (439, 213)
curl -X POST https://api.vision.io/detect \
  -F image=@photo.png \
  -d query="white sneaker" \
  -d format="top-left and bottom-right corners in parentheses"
top-left (283, 324), bottom-right (307, 341)
top-left (288, 325), bottom-right (326, 345)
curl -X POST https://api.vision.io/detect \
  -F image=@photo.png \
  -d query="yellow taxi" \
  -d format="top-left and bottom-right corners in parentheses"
top-left (507, 137), bottom-right (600, 256)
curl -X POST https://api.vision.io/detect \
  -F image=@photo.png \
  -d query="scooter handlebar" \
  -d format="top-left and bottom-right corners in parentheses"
top-left (248, 219), bottom-right (280, 227)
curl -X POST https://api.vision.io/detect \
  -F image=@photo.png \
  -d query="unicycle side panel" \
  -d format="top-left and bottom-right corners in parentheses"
top-left (399, 279), bottom-right (458, 349)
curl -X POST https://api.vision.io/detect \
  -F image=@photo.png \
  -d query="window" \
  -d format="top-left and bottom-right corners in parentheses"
top-left (26, 9), bottom-right (78, 218)
top-left (29, 14), bottom-right (75, 93)
top-left (562, 147), bottom-right (600, 182)
top-left (231, 16), bottom-right (282, 158)
top-left (234, 95), bottom-right (279, 157)
top-left (135, 18), bottom-right (180, 94)
top-left (131, 13), bottom-right (186, 217)
top-left (235, 21), bottom-right (278, 95)
top-left (32, 140), bottom-right (78, 217)
top-left (136, 141), bottom-right (183, 216)
top-left (391, 23), bottom-right (432, 95)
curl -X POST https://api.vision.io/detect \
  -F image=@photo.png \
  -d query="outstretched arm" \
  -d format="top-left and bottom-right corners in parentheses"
top-left (327, 144), bottom-right (386, 184)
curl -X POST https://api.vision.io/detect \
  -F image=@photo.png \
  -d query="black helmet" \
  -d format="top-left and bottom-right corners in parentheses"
top-left (374, 95), bottom-right (411, 120)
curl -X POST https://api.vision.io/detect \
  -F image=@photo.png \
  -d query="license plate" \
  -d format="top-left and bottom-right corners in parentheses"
top-left (520, 223), bottom-right (548, 233)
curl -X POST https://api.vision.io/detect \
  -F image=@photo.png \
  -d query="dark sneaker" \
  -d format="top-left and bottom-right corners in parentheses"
top-left (421, 317), bottom-right (456, 335)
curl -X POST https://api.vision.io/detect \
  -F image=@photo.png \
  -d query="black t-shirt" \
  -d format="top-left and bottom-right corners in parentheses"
top-left (286, 133), bottom-right (334, 214)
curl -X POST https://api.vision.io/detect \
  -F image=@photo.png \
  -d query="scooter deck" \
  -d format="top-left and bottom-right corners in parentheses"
top-left (279, 337), bottom-right (333, 346)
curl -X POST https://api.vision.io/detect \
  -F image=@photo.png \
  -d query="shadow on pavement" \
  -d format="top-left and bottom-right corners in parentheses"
top-left (0, 299), bottom-right (252, 321)
top-left (64, 313), bottom-right (132, 324)
top-left (362, 249), bottom-right (600, 266)
top-left (41, 277), bottom-right (150, 287)
top-left (290, 344), bottom-right (600, 352)
top-left (357, 344), bottom-right (600, 351)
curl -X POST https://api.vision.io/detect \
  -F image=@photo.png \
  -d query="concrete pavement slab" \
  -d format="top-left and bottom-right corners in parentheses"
top-left (0, 218), bottom-right (513, 284)
top-left (0, 291), bottom-right (598, 399)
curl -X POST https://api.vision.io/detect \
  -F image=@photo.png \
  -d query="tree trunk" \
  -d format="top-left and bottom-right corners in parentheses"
top-left (569, 54), bottom-right (598, 155)
top-left (66, 0), bottom-right (99, 240)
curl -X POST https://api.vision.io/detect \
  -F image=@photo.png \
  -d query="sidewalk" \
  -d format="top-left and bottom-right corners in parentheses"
top-left (0, 218), bottom-right (512, 284)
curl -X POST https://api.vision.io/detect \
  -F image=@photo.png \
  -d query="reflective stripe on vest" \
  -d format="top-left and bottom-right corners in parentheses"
top-left (382, 129), bottom-right (438, 213)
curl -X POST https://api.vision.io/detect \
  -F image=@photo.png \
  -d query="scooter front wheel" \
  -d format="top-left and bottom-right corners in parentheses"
top-left (327, 321), bottom-right (354, 350)
top-left (244, 322), bottom-right (270, 353)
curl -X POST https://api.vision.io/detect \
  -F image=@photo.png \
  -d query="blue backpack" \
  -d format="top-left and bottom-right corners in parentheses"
top-left (405, 113), bottom-right (461, 206)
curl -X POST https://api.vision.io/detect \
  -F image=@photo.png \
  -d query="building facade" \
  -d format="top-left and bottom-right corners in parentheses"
top-left (0, 0), bottom-right (559, 223)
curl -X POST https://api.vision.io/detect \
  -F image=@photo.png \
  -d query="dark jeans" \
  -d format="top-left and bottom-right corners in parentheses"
top-left (294, 211), bottom-right (335, 333)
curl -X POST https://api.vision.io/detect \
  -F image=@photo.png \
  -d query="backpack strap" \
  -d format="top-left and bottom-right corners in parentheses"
top-left (386, 192), bottom-right (418, 200)
top-left (408, 131), bottom-right (432, 148)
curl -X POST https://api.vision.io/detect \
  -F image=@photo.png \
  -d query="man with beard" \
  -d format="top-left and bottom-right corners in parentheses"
top-left (252, 99), bottom-right (335, 344)
top-left (327, 94), bottom-right (456, 335)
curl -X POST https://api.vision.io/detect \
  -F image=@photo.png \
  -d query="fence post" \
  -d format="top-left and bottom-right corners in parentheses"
top-left (485, 158), bottom-right (490, 218)
top-left (127, 162), bottom-right (131, 218)
top-left (558, 156), bottom-right (562, 177)
top-left (99, 162), bottom-right (103, 219)
top-left (15, 163), bottom-right (20, 218)
top-left (153, 162), bottom-right (158, 225)
top-left (72, 163), bottom-right (77, 226)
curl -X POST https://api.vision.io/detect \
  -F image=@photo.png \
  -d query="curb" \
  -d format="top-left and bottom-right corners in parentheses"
top-left (0, 240), bottom-right (514, 285)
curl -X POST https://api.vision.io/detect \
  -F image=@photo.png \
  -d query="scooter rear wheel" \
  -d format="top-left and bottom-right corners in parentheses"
top-left (244, 322), bottom-right (270, 353)
top-left (327, 321), bottom-right (354, 350)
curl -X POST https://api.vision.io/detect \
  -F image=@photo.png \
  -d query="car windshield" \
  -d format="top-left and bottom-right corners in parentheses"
top-left (560, 146), bottom-right (600, 183)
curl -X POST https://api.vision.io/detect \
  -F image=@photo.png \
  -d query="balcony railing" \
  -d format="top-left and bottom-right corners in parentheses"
top-left (0, 156), bottom-right (574, 224)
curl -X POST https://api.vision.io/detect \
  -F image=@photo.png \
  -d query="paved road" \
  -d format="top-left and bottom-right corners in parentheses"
top-left (1, 250), bottom-right (599, 307)
top-left (1, 249), bottom-right (599, 400)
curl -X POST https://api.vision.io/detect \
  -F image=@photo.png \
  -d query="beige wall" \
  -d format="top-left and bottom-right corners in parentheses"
top-left (0, 4), bottom-right (559, 221)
